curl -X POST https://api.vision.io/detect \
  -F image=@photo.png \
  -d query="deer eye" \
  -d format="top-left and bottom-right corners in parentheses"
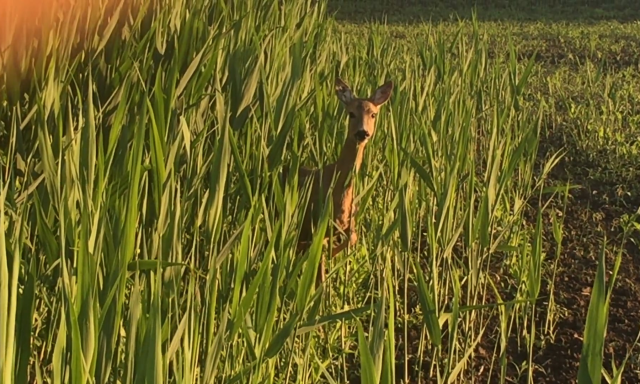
top-left (371, 113), bottom-right (377, 119)
top-left (348, 112), bottom-right (356, 119)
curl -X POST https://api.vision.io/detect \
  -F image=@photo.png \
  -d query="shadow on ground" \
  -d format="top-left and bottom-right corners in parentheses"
top-left (328, 0), bottom-right (640, 24)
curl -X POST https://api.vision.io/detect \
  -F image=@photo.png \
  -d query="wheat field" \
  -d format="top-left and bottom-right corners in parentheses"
top-left (1, 0), bottom-right (639, 383)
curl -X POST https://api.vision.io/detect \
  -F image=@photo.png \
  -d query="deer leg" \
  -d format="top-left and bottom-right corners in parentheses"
top-left (316, 227), bottom-right (358, 287)
top-left (330, 229), bottom-right (358, 258)
top-left (349, 229), bottom-right (358, 247)
top-left (330, 239), bottom-right (349, 257)
top-left (331, 214), bottom-right (358, 258)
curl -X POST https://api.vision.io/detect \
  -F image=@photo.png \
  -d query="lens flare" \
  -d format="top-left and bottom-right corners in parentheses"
top-left (1, 0), bottom-right (144, 100)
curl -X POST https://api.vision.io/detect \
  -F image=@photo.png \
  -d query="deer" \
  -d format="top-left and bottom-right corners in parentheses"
top-left (281, 76), bottom-right (393, 289)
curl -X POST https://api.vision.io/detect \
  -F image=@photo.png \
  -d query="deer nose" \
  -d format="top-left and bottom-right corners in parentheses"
top-left (354, 130), bottom-right (370, 142)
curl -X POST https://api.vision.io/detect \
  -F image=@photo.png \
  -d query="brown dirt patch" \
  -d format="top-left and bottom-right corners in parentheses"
top-left (471, 187), bottom-right (640, 383)
top-left (390, 187), bottom-right (640, 383)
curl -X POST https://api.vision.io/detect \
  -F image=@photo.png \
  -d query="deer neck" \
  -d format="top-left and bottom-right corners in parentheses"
top-left (334, 136), bottom-right (366, 189)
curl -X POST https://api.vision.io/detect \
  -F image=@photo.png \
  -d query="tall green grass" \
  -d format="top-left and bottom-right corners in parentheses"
top-left (0, 0), bottom-right (634, 383)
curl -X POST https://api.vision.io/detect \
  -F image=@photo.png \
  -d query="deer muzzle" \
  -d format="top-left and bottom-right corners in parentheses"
top-left (354, 130), bottom-right (370, 142)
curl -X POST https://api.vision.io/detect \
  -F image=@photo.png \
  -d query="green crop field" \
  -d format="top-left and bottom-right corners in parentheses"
top-left (1, 0), bottom-right (639, 383)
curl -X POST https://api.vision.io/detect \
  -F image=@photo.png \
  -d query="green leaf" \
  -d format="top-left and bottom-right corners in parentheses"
top-left (175, 42), bottom-right (207, 103)
top-left (263, 313), bottom-right (298, 359)
top-left (296, 306), bottom-right (372, 335)
top-left (126, 260), bottom-right (189, 272)
top-left (577, 240), bottom-right (610, 384)
top-left (356, 319), bottom-right (378, 384)
top-left (412, 258), bottom-right (442, 346)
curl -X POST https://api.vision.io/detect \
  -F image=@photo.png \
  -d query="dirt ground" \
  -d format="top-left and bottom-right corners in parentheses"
top-left (472, 185), bottom-right (640, 383)
top-left (388, 138), bottom-right (640, 383)
top-left (472, 139), bottom-right (640, 383)
top-left (387, 151), bottom-right (640, 384)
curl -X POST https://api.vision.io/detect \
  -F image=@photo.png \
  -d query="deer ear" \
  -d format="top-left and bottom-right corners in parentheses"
top-left (335, 77), bottom-right (355, 105)
top-left (371, 80), bottom-right (393, 106)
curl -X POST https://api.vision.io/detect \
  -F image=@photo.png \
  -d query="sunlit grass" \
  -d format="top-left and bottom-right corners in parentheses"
top-left (0, 0), bottom-right (638, 383)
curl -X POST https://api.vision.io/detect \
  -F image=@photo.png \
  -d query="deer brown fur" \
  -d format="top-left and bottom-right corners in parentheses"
top-left (281, 77), bottom-right (393, 288)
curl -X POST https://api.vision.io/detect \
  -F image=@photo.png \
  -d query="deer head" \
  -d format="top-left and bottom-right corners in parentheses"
top-left (335, 77), bottom-right (393, 144)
